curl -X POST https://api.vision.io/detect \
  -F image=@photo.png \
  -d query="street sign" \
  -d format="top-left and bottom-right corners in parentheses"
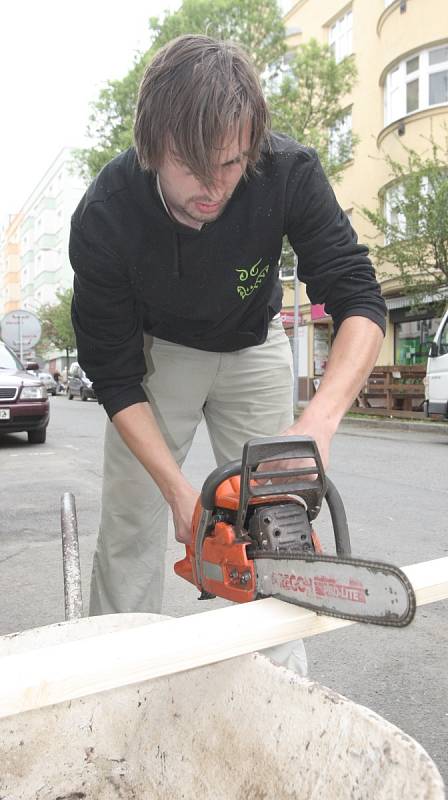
top-left (0, 309), bottom-right (41, 362)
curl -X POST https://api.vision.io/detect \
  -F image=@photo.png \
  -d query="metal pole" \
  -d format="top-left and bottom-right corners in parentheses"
top-left (61, 492), bottom-right (83, 620)
top-left (293, 258), bottom-right (300, 408)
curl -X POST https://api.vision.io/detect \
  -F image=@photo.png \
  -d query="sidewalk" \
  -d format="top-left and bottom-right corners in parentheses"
top-left (295, 403), bottom-right (448, 435)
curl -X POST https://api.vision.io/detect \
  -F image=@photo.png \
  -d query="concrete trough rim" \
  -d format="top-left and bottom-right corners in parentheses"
top-left (0, 614), bottom-right (444, 799)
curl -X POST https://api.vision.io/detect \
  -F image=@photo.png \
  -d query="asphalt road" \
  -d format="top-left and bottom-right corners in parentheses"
top-left (0, 395), bottom-right (447, 785)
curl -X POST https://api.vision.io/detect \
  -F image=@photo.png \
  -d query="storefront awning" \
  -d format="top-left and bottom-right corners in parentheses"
top-left (385, 287), bottom-right (448, 311)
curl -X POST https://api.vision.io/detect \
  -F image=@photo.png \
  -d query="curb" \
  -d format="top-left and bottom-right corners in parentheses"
top-left (338, 415), bottom-right (448, 435)
top-left (294, 407), bottom-right (448, 436)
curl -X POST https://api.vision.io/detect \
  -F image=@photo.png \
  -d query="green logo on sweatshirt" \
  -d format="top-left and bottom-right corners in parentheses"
top-left (235, 259), bottom-right (269, 300)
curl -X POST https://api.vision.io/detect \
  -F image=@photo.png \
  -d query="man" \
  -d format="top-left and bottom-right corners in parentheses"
top-left (69, 35), bottom-right (386, 652)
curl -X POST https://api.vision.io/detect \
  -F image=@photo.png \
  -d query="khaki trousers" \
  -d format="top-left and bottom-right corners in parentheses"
top-left (89, 318), bottom-right (307, 673)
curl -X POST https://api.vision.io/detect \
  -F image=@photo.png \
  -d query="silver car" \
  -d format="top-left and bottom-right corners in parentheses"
top-left (38, 372), bottom-right (58, 396)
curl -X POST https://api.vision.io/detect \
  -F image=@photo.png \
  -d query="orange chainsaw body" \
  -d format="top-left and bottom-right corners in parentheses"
top-left (174, 474), bottom-right (322, 603)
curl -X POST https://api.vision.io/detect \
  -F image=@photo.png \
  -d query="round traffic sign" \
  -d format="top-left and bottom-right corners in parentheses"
top-left (0, 309), bottom-right (42, 352)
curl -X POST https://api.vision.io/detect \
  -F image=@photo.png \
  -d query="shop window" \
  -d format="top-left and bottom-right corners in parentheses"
top-left (313, 323), bottom-right (331, 376)
top-left (394, 317), bottom-right (442, 364)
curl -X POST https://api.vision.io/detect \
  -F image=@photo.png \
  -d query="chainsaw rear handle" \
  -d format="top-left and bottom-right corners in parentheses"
top-left (200, 436), bottom-right (351, 557)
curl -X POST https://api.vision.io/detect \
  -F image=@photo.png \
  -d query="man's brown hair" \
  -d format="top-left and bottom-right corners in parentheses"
top-left (134, 34), bottom-right (270, 186)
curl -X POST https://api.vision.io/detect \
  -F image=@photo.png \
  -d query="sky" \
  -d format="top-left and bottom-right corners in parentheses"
top-left (0, 0), bottom-right (293, 230)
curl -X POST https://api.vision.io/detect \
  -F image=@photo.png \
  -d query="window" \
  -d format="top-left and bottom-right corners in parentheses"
top-left (279, 264), bottom-right (295, 281)
top-left (328, 10), bottom-right (352, 64)
top-left (440, 317), bottom-right (448, 355)
top-left (384, 184), bottom-right (407, 240)
top-left (329, 111), bottom-right (353, 162)
top-left (384, 175), bottom-right (437, 243)
top-left (394, 318), bottom-right (442, 364)
top-left (385, 45), bottom-right (448, 125)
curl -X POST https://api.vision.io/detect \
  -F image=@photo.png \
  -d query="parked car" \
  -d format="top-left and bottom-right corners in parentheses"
top-left (67, 362), bottom-right (96, 401)
top-left (424, 306), bottom-right (448, 419)
top-left (38, 372), bottom-right (58, 396)
top-left (0, 340), bottom-right (49, 444)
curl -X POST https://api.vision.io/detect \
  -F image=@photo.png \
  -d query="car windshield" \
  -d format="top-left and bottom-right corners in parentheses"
top-left (0, 341), bottom-right (23, 370)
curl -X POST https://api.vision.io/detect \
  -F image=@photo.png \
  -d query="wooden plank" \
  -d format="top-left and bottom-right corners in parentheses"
top-left (0, 557), bottom-right (446, 720)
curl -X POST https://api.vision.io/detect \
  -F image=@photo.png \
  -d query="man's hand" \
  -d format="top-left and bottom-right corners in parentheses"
top-left (281, 415), bottom-right (333, 473)
top-left (170, 484), bottom-right (200, 545)
top-left (256, 418), bottom-right (331, 485)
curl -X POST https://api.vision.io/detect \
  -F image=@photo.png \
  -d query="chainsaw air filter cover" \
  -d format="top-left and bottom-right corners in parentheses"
top-left (247, 502), bottom-right (314, 554)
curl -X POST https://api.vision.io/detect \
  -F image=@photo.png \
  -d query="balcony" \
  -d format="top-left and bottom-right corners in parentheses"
top-left (20, 216), bottom-right (35, 236)
top-left (377, 0), bottom-right (447, 76)
top-left (377, 104), bottom-right (448, 151)
top-left (35, 195), bottom-right (57, 215)
top-left (34, 232), bottom-right (61, 251)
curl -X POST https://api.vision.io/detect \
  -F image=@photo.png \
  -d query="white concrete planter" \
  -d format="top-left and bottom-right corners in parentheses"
top-left (0, 614), bottom-right (444, 800)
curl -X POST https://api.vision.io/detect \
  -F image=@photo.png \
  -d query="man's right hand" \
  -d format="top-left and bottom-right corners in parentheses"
top-left (170, 484), bottom-right (200, 545)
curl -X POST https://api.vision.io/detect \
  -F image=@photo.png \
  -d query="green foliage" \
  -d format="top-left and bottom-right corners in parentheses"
top-left (149, 0), bottom-right (286, 73)
top-left (268, 39), bottom-right (357, 275)
top-left (75, 59), bottom-right (145, 182)
top-left (38, 289), bottom-right (76, 361)
top-left (76, 0), bottom-right (286, 181)
top-left (362, 138), bottom-right (448, 313)
top-left (268, 39), bottom-right (357, 181)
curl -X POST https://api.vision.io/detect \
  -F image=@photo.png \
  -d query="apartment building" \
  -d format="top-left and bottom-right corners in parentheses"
top-left (18, 148), bottom-right (85, 313)
top-left (0, 148), bottom-right (85, 322)
top-left (0, 213), bottom-right (22, 314)
top-left (283, 0), bottom-right (448, 394)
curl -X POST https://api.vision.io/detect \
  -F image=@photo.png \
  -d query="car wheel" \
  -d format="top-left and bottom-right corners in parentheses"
top-left (81, 389), bottom-right (88, 401)
top-left (67, 391), bottom-right (74, 400)
top-left (28, 428), bottom-right (47, 444)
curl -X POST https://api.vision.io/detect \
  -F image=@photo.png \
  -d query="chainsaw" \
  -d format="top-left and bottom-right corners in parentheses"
top-left (174, 436), bottom-right (416, 627)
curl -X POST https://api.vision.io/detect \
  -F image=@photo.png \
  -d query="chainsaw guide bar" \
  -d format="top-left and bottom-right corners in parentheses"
top-left (254, 552), bottom-right (416, 627)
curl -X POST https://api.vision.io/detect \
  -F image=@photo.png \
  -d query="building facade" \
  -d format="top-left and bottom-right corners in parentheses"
top-left (17, 148), bottom-right (85, 313)
top-left (0, 213), bottom-right (23, 314)
top-left (0, 149), bottom-right (85, 368)
top-left (1, 148), bottom-right (85, 318)
top-left (283, 0), bottom-right (448, 397)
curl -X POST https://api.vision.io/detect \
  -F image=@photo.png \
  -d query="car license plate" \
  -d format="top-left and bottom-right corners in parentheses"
top-left (0, 408), bottom-right (10, 420)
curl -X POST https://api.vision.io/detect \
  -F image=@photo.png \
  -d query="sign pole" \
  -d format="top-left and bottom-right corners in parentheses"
top-left (293, 257), bottom-right (300, 408)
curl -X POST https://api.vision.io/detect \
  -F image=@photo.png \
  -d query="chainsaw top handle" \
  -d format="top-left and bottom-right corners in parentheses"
top-left (200, 436), bottom-right (351, 557)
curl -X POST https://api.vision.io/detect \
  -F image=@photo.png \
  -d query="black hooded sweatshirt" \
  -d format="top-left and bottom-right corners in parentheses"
top-left (69, 133), bottom-right (386, 419)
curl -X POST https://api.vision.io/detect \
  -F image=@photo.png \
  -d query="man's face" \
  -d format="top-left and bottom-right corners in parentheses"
top-left (157, 125), bottom-right (252, 229)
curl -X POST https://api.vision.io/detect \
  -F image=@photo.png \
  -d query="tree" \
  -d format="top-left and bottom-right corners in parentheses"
top-left (362, 138), bottom-right (448, 314)
top-left (38, 289), bottom-right (77, 370)
top-left (148, 0), bottom-right (285, 73)
top-left (267, 39), bottom-right (357, 182)
top-left (76, 0), bottom-right (286, 181)
top-left (267, 39), bottom-right (357, 273)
